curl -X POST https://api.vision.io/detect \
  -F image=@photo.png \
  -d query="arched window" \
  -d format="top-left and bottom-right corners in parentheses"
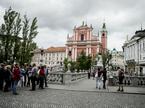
top-left (102, 33), bottom-right (105, 36)
top-left (81, 34), bottom-right (84, 41)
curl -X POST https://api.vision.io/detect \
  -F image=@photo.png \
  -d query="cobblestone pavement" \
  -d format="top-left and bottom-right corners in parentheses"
top-left (0, 87), bottom-right (145, 108)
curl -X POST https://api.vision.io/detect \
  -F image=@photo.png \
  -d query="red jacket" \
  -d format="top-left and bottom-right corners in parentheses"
top-left (39, 68), bottom-right (45, 77)
top-left (12, 67), bottom-right (20, 80)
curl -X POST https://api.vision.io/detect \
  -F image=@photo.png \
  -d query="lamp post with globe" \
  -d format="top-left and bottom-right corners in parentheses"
top-left (67, 47), bottom-right (72, 73)
top-left (40, 49), bottom-right (44, 66)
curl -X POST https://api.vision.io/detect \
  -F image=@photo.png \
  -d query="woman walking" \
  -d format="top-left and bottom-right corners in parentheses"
top-left (39, 66), bottom-right (45, 89)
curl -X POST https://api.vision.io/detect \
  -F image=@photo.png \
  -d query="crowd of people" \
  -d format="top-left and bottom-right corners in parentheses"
top-left (0, 62), bottom-right (125, 95)
top-left (0, 63), bottom-right (49, 95)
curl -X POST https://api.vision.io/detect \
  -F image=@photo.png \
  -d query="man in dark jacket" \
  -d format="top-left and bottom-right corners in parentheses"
top-left (117, 67), bottom-right (124, 92)
top-left (4, 65), bottom-right (12, 92)
top-left (102, 68), bottom-right (107, 89)
top-left (0, 63), bottom-right (5, 91)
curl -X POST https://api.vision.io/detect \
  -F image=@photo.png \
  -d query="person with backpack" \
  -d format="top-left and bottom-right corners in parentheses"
top-left (96, 68), bottom-right (103, 89)
top-left (117, 67), bottom-right (125, 92)
top-left (20, 65), bottom-right (26, 87)
top-left (12, 64), bottom-right (20, 95)
top-left (39, 66), bottom-right (45, 89)
top-left (30, 64), bottom-right (38, 91)
top-left (27, 65), bottom-right (32, 87)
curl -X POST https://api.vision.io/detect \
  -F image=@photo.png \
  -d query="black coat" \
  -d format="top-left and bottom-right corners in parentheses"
top-left (4, 69), bottom-right (12, 81)
top-left (102, 70), bottom-right (107, 80)
top-left (0, 67), bottom-right (5, 80)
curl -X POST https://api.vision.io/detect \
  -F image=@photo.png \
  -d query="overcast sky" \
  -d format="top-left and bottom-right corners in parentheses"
top-left (0, 0), bottom-right (145, 51)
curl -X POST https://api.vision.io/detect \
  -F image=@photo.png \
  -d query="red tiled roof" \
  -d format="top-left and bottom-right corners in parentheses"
top-left (47, 47), bottom-right (66, 52)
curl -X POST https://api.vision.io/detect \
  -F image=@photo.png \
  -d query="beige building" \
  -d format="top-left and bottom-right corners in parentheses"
top-left (31, 47), bottom-right (66, 66)
top-left (110, 48), bottom-right (124, 70)
top-left (123, 29), bottom-right (145, 75)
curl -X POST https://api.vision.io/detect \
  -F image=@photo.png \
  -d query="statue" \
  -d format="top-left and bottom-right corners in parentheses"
top-left (67, 63), bottom-right (71, 73)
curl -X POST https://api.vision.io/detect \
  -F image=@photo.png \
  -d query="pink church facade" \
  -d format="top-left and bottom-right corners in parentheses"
top-left (66, 22), bottom-right (107, 61)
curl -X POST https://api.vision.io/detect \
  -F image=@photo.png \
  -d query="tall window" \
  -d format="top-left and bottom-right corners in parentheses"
top-left (81, 34), bottom-right (84, 41)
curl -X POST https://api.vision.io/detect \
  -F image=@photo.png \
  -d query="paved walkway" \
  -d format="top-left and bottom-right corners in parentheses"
top-left (0, 78), bottom-right (145, 108)
top-left (49, 78), bottom-right (145, 94)
top-left (0, 87), bottom-right (145, 108)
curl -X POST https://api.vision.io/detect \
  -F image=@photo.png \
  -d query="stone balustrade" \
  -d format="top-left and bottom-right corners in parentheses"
top-left (47, 72), bottom-right (88, 84)
top-left (110, 76), bottom-right (145, 86)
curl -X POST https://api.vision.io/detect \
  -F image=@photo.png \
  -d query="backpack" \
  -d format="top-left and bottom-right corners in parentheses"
top-left (39, 69), bottom-right (45, 76)
top-left (32, 67), bottom-right (38, 77)
top-left (119, 70), bottom-right (124, 78)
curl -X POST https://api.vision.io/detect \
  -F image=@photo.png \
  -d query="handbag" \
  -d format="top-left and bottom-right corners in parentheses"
top-left (95, 73), bottom-right (98, 77)
top-left (101, 77), bottom-right (104, 81)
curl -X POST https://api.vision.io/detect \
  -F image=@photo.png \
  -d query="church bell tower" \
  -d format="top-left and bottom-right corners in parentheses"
top-left (101, 22), bottom-right (107, 52)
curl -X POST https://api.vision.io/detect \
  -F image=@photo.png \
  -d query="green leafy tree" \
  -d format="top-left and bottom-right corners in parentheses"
top-left (85, 55), bottom-right (92, 70)
top-left (13, 13), bottom-right (22, 62)
top-left (0, 7), bottom-right (21, 62)
top-left (76, 51), bottom-right (92, 71)
top-left (63, 58), bottom-right (69, 72)
top-left (19, 15), bottom-right (38, 64)
top-left (101, 50), bottom-right (112, 68)
top-left (0, 7), bottom-right (38, 64)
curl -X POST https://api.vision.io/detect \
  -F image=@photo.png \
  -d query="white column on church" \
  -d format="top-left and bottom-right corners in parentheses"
top-left (74, 48), bottom-right (76, 61)
top-left (97, 44), bottom-right (99, 53)
top-left (66, 47), bottom-right (68, 58)
top-left (88, 31), bottom-right (92, 40)
top-left (75, 47), bottom-right (77, 61)
top-left (89, 47), bottom-right (91, 55)
top-left (72, 47), bottom-right (74, 60)
top-left (74, 31), bottom-right (76, 40)
top-left (86, 31), bottom-right (88, 40)
top-left (76, 32), bottom-right (78, 41)
top-left (86, 47), bottom-right (88, 56)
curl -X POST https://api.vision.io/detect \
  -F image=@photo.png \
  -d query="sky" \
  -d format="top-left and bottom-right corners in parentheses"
top-left (0, 0), bottom-right (145, 51)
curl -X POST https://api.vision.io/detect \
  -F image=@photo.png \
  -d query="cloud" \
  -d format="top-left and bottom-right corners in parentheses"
top-left (0, 0), bottom-right (145, 51)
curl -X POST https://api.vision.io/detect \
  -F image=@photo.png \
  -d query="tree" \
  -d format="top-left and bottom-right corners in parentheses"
top-left (101, 50), bottom-right (112, 69)
top-left (0, 7), bottom-right (21, 62)
top-left (19, 15), bottom-right (38, 64)
top-left (76, 51), bottom-right (92, 71)
top-left (0, 7), bottom-right (38, 64)
top-left (63, 58), bottom-right (69, 72)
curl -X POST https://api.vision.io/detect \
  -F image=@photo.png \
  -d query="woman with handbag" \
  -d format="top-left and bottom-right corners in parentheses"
top-left (96, 68), bottom-right (103, 89)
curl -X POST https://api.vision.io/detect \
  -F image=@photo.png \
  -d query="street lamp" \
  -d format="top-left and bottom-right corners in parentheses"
top-left (40, 49), bottom-right (44, 66)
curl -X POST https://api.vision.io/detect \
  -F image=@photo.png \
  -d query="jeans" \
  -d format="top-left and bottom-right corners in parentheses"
top-left (12, 80), bottom-right (19, 94)
top-left (39, 76), bottom-right (44, 89)
top-left (97, 77), bottom-right (102, 89)
top-left (31, 76), bottom-right (36, 90)
top-left (44, 76), bottom-right (48, 87)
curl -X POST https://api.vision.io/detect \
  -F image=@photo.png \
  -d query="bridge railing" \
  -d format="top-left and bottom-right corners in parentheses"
top-left (47, 72), bottom-right (88, 84)
top-left (110, 76), bottom-right (145, 87)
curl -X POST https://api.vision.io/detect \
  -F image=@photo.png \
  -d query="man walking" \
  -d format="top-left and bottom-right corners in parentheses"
top-left (12, 64), bottom-right (20, 95)
top-left (30, 64), bottom-right (38, 91)
top-left (39, 66), bottom-right (45, 89)
top-left (117, 67), bottom-right (124, 92)
top-left (102, 68), bottom-right (107, 89)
